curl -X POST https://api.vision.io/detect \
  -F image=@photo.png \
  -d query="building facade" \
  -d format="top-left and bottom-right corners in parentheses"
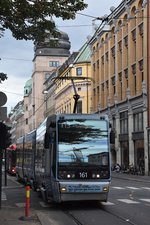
top-left (54, 42), bottom-right (92, 114)
top-left (90, 0), bottom-right (149, 174)
top-left (32, 31), bottom-right (71, 129)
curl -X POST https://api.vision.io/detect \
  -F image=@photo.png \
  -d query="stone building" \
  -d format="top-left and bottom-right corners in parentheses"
top-left (89, 0), bottom-right (149, 174)
top-left (32, 31), bottom-right (71, 129)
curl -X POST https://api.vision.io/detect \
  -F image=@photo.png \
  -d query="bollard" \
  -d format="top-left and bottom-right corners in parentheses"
top-left (25, 185), bottom-right (30, 217)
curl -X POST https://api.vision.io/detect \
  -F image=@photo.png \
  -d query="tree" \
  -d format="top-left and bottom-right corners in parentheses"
top-left (0, 0), bottom-right (87, 43)
top-left (0, 72), bottom-right (7, 83)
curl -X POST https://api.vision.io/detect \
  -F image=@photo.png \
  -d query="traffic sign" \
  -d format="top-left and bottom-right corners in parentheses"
top-left (0, 92), bottom-right (7, 106)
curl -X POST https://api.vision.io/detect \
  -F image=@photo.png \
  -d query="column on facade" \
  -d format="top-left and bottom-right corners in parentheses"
top-left (115, 114), bottom-right (121, 165)
top-left (128, 108), bottom-right (134, 165)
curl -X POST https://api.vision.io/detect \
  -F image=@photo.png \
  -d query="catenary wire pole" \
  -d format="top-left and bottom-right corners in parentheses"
top-left (52, 76), bottom-right (94, 114)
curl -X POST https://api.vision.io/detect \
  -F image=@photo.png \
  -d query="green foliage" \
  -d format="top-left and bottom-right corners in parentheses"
top-left (0, 0), bottom-right (87, 43)
top-left (0, 72), bottom-right (7, 83)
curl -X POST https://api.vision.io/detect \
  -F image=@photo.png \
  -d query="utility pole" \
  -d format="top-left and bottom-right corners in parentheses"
top-left (0, 91), bottom-right (7, 209)
top-left (53, 76), bottom-right (94, 114)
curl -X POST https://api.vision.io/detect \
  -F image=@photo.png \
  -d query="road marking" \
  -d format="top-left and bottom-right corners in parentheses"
top-left (126, 187), bottom-right (140, 190)
top-left (112, 187), bottom-right (125, 190)
top-left (39, 201), bottom-right (49, 208)
top-left (101, 201), bottom-right (115, 206)
top-left (2, 191), bottom-right (7, 201)
top-left (142, 187), bottom-right (150, 191)
top-left (2, 185), bottom-right (24, 189)
top-left (118, 199), bottom-right (140, 204)
top-left (15, 203), bottom-right (25, 207)
top-left (140, 199), bottom-right (150, 203)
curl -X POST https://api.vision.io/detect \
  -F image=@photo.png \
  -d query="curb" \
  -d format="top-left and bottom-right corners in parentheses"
top-left (112, 172), bottom-right (150, 183)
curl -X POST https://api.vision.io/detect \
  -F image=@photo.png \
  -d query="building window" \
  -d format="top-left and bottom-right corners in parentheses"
top-left (76, 67), bottom-right (82, 76)
top-left (77, 101), bottom-right (82, 113)
top-left (49, 61), bottom-right (59, 67)
top-left (106, 80), bottom-right (109, 89)
top-left (118, 40), bottom-right (122, 52)
top-left (45, 73), bottom-right (51, 80)
top-left (139, 59), bottom-right (143, 71)
top-left (139, 23), bottom-right (143, 36)
top-left (111, 76), bottom-right (116, 95)
top-left (97, 60), bottom-right (99, 69)
top-left (93, 63), bottom-right (96, 72)
top-left (124, 68), bottom-right (128, 87)
top-left (133, 112), bottom-right (143, 132)
top-left (132, 64), bottom-right (136, 94)
top-left (26, 118), bottom-right (28, 125)
top-left (106, 52), bottom-right (108, 62)
top-left (101, 55), bottom-right (104, 64)
top-left (118, 72), bottom-right (122, 100)
top-left (120, 111), bottom-right (128, 134)
top-left (124, 36), bottom-right (128, 48)
top-left (111, 46), bottom-right (115, 57)
top-left (32, 104), bottom-right (35, 115)
top-left (131, 29), bottom-right (136, 42)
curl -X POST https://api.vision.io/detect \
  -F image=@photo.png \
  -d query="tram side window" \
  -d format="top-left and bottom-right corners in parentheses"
top-left (44, 132), bottom-right (50, 148)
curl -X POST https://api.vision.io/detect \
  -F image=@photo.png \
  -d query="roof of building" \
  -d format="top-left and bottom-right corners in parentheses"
top-left (74, 42), bottom-right (91, 64)
top-left (34, 30), bottom-right (71, 58)
top-left (24, 79), bottom-right (32, 96)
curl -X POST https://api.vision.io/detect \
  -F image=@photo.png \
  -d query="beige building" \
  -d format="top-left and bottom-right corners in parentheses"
top-left (90, 0), bottom-right (149, 174)
top-left (32, 32), bottom-right (71, 129)
top-left (54, 42), bottom-right (92, 114)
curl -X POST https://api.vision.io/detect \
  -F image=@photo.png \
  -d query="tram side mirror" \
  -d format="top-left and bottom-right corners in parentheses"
top-left (44, 132), bottom-right (50, 149)
top-left (110, 130), bottom-right (115, 144)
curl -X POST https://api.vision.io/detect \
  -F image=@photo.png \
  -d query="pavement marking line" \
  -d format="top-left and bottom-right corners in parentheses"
top-left (2, 191), bottom-right (7, 201)
top-left (142, 187), bottom-right (150, 191)
top-left (101, 201), bottom-right (115, 206)
top-left (15, 203), bottom-right (25, 207)
top-left (139, 199), bottom-right (150, 203)
top-left (39, 201), bottom-right (50, 208)
top-left (112, 187), bottom-right (125, 190)
top-left (118, 199), bottom-right (140, 204)
top-left (2, 185), bottom-right (24, 189)
top-left (126, 187), bottom-right (140, 190)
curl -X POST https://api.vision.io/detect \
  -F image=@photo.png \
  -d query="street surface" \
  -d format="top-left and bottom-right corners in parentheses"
top-left (1, 173), bottom-right (150, 225)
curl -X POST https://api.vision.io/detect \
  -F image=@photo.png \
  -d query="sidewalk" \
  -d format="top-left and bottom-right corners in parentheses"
top-left (112, 171), bottom-right (150, 183)
top-left (0, 174), bottom-right (42, 225)
top-left (0, 207), bottom-right (41, 225)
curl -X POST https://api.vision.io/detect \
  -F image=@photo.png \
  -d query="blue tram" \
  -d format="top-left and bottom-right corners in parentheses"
top-left (16, 114), bottom-right (111, 203)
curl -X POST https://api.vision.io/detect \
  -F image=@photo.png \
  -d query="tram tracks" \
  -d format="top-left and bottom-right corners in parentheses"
top-left (61, 201), bottom-right (137, 225)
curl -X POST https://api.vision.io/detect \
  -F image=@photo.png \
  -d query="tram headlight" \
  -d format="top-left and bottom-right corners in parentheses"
top-left (67, 173), bottom-right (75, 179)
top-left (96, 174), bottom-right (100, 178)
top-left (59, 171), bottom-right (75, 179)
top-left (103, 186), bottom-right (109, 192)
top-left (67, 174), bottom-right (71, 178)
top-left (92, 173), bottom-right (101, 179)
top-left (60, 187), bottom-right (67, 192)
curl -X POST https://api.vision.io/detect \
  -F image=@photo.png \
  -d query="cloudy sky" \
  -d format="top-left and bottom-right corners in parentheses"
top-left (0, 0), bottom-right (121, 113)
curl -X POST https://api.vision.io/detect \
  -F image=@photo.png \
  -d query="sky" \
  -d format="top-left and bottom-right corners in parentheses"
top-left (0, 0), bottom-right (122, 114)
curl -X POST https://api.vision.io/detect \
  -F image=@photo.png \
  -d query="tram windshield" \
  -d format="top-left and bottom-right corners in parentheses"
top-left (58, 119), bottom-right (109, 167)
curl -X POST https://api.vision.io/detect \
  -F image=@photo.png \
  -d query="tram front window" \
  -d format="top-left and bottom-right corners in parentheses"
top-left (58, 119), bottom-right (110, 179)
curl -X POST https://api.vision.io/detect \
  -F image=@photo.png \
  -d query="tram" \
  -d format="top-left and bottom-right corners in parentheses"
top-left (16, 114), bottom-right (112, 203)
top-left (6, 144), bottom-right (16, 175)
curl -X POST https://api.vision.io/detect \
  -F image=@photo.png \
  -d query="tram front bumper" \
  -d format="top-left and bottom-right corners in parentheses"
top-left (59, 181), bottom-right (109, 202)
